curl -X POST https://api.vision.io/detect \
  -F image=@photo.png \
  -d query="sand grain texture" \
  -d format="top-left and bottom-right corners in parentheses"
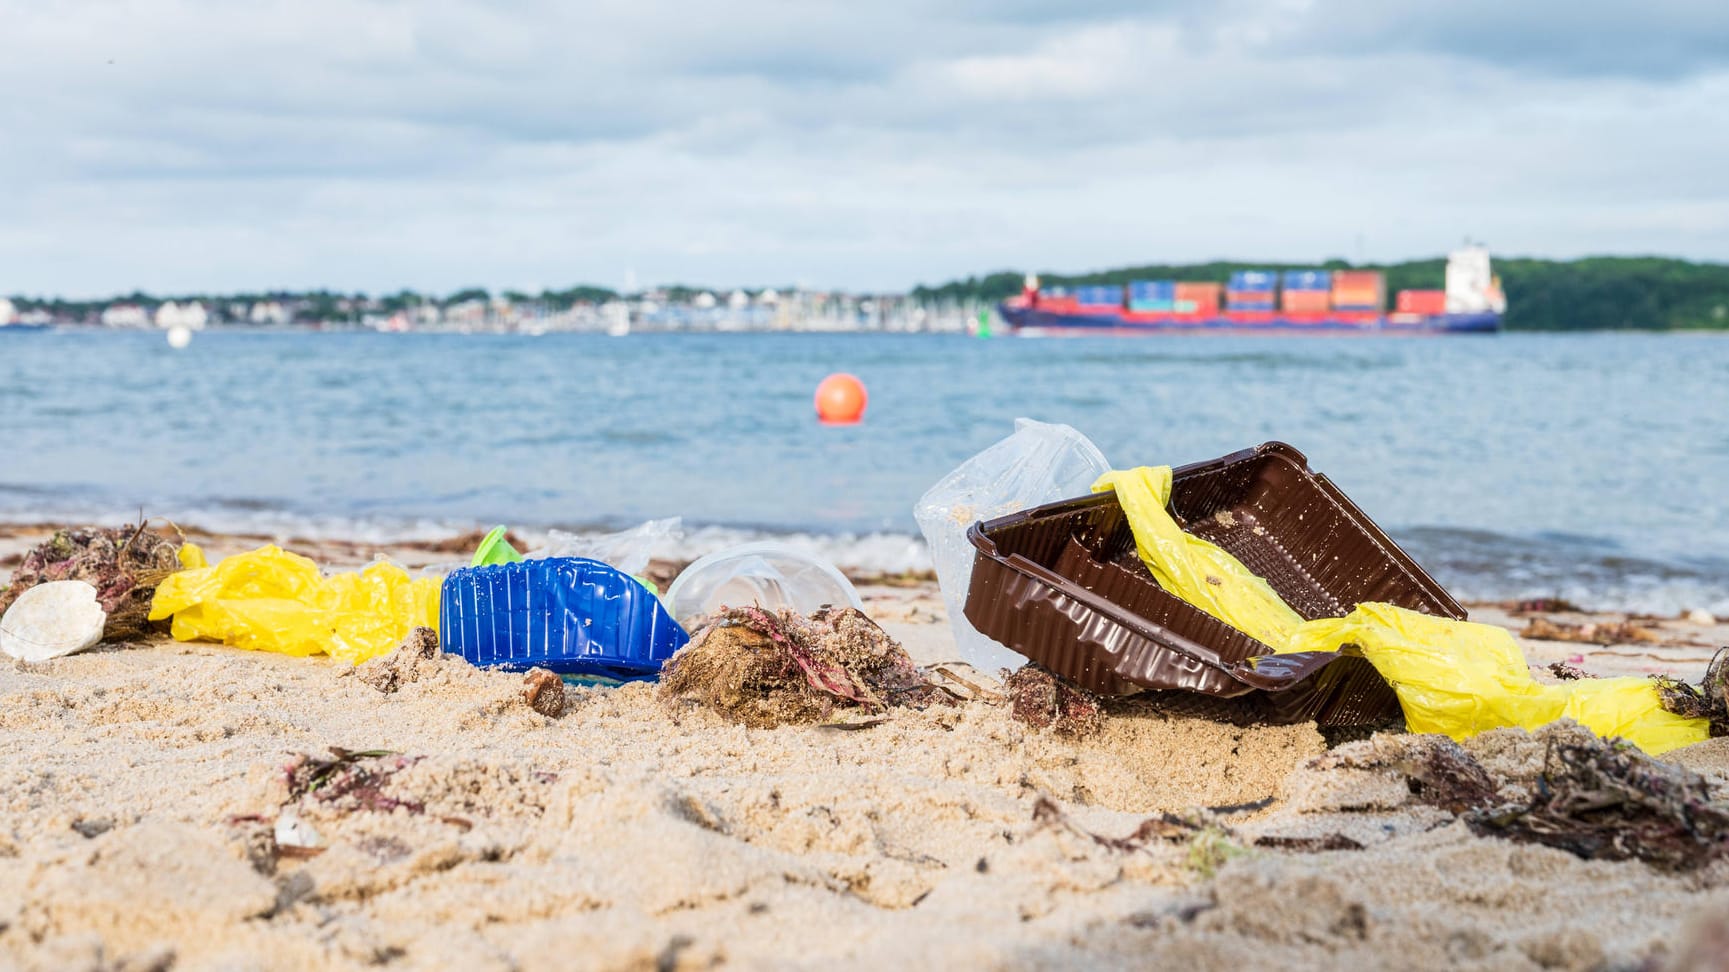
top-left (1, 636), bottom-right (1726, 971)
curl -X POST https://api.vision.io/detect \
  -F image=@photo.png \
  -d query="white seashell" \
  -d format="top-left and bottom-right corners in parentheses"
top-left (0, 581), bottom-right (107, 662)
top-left (274, 808), bottom-right (323, 850)
top-left (1688, 609), bottom-right (1718, 627)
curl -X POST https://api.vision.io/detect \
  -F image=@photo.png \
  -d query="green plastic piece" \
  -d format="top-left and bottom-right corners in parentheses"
top-left (471, 525), bottom-right (524, 568)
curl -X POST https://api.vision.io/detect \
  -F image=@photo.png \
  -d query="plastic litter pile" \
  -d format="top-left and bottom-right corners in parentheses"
top-left (941, 422), bottom-right (1716, 755)
top-left (2, 418), bottom-right (1721, 761)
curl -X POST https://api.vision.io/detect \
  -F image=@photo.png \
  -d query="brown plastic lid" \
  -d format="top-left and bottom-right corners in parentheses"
top-left (962, 442), bottom-right (1464, 726)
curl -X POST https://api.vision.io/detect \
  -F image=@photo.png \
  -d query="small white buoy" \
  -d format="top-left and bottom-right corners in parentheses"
top-left (0, 580), bottom-right (107, 662)
top-left (166, 325), bottom-right (193, 349)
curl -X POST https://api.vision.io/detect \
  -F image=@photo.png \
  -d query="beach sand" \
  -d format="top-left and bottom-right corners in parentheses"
top-left (3, 523), bottom-right (1728, 971)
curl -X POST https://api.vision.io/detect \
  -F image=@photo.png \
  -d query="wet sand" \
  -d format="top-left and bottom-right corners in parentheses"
top-left (3, 523), bottom-right (1728, 970)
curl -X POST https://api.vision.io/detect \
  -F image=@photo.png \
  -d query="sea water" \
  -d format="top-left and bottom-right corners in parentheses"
top-left (3, 329), bottom-right (1727, 612)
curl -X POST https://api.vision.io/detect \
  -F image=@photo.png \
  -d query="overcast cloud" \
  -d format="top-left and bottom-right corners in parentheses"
top-left (3, 0), bottom-right (1727, 296)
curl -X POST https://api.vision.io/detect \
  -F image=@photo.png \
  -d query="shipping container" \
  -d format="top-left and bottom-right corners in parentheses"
top-left (1281, 269), bottom-right (1332, 292)
top-left (1128, 300), bottom-right (1175, 313)
top-left (1395, 290), bottom-right (1447, 315)
top-left (1330, 270), bottom-right (1385, 312)
top-left (1129, 281), bottom-right (1177, 302)
top-left (1281, 290), bottom-right (1332, 312)
top-left (1074, 285), bottom-right (1124, 306)
top-left (1226, 289), bottom-right (1275, 303)
top-left (1228, 270), bottom-right (1278, 291)
top-left (1332, 270), bottom-right (1383, 287)
top-left (1172, 299), bottom-right (1217, 314)
top-left (1175, 281), bottom-right (1222, 301)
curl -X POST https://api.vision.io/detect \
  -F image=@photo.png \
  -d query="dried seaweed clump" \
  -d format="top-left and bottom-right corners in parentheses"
top-left (285, 747), bottom-right (424, 815)
top-left (1318, 728), bottom-right (1729, 871)
top-left (1467, 736), bottom-right (1729, 870)
top-left (1655, 648), bottom-right (1729, 737)
top-left (1031, 796), bottom-right (1356, 875)
top-left (1520, 616), bottom-right (1660, 645)
top-left (1004, 665), bottom-right (1104, 736)
top-left (1546, 660), bottom-right (1598, 682)
top-left (0, 523), bottom-right (183, 641)
top-left (660, 605), bottom-right (942, 728)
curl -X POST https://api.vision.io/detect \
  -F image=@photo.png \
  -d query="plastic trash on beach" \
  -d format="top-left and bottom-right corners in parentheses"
top-left (148, 545), bottom-right (441, 665)
top-left (662, 542), bottom-right (863, 632)
top-left (471, 526), bottom-right (524, 567)
top-left (1290, 604), bottom-right (1706, 753)
top-left (0, 580), bottom-right (107, 662)
top-left (964, 442), bottom-right (1712, 752)
top-left (1094, 462), bottom-right (1706, 752)
top-left (915, 418), bottom-right (1110, 673)
top-left (440, 557), bottom-right (688, 680)
top-left (531, 517), bottom-right (682, 591)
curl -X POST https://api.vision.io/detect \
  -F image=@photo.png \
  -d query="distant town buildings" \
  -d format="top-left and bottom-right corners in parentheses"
top-left (5, 285), bottom-right (985, 334)
top-left (154, 301), bottom-right (209, 330)
top-left (249, 301), bottom-right (290, 326)
top-left (100, 304), bottom-right (151, 328)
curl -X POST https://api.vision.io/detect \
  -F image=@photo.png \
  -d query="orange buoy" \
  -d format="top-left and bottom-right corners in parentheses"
top-left (814, 373), bottom-right (867, 425)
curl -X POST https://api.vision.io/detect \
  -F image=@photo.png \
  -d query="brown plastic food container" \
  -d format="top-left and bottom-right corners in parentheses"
top-left (963, 442), bottom-right (1465, 726)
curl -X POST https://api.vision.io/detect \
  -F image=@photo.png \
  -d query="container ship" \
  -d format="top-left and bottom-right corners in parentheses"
top-left (998, 246), bottom-right (1505, 336)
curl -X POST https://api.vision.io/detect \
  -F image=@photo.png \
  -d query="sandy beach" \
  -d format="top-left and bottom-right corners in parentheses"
top-left (3, 523), bottom-right (1728, 971)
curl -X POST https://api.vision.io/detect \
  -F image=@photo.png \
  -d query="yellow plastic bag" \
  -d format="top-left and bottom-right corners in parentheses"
top-left (1095, 467), bottom-right (1709, 755)
top-left (149, 544), bottom-right (441, 665)
top-left (1095, 467), bottom-right (1302, 646)
top-left (1291, 603), bottom-right (1707, 754)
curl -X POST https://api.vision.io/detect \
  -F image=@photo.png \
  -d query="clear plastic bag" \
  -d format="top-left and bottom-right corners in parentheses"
top-left (662, 542), bottom-right (863, 631)
top-left (530, 517), bottom-right (682, 580)
top-left (914, 419), bottom-right (1111, 672)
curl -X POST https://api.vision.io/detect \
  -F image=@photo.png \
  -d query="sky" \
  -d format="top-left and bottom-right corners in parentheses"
top-left (4, 0), bottom-right (1729, 298)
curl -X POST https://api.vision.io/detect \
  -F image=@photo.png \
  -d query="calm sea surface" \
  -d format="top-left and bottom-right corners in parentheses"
top-left (3, 329), bottom-right (1727, 611)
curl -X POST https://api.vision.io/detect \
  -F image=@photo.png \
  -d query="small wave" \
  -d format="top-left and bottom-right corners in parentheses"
top-left (1398, 526), bottom-right (1729, 615)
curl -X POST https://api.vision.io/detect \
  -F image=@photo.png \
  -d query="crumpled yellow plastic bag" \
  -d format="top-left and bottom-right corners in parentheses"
top-left (1095, 466), bottom-right (1302, 647)
top-left (1095, 466), bottom-right (1709, 754)
top-left (149, 544), bottom-right (440, 665)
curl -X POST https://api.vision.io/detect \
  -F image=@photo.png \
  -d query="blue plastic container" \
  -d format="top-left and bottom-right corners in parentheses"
top-left (440, 557), bottom-right (689, 680)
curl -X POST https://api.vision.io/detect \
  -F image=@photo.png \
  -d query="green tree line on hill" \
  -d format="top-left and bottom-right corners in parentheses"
top-left (912, 256), bottom-right (1729, 330)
